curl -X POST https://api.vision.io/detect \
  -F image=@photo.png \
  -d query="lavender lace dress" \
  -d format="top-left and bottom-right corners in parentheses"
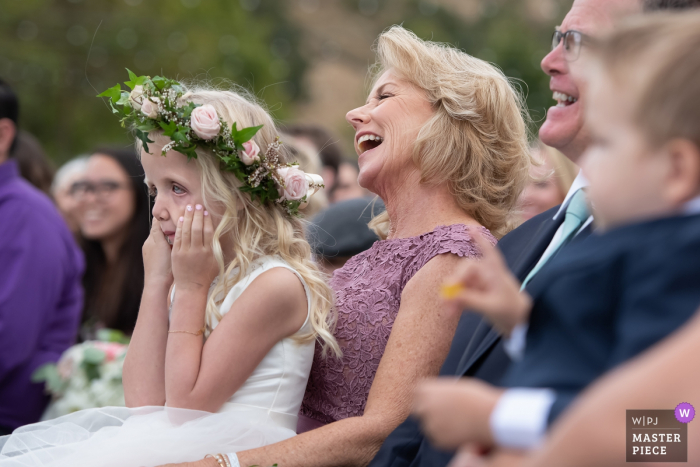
top-left (298, 224), bottom-right (495, 430)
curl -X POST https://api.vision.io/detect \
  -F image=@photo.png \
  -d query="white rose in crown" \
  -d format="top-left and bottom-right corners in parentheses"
top-left (128, 85), bottom-right (144, 110)
top-left (190, 105), bottom-right (221, 140)
top-left (140, 97), bottom-right (160, 119)
top-left (277, 166), bottom-right (309, 201)
top-left (240, 140), bottom-right (260, 165)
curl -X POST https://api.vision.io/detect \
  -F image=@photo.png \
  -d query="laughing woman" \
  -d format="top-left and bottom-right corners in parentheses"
top-left (178, 25), bottom-right (532, 467)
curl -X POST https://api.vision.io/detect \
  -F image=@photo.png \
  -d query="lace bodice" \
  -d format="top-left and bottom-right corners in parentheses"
top-left (299, 224), bottom-right (494, 425)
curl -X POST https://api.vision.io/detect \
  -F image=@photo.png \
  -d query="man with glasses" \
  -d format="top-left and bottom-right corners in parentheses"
top-left (369, 1), bottom-right (643, 466)
top-left (0, 79), bottom-right (84, 435)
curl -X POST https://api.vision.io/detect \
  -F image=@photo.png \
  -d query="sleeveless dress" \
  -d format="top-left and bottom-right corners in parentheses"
top-left (299, 224), bottom-right (494, 430)
top-left (0, 256), bottom-right (315, 467)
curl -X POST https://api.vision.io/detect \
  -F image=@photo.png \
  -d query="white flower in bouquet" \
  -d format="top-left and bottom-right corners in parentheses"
top-left (33, 333), bottom-right (130, 421)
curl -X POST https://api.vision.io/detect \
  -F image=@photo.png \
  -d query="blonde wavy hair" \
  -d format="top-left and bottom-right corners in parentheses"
top-left (368, 26), bottom-right (533, 239)
top-left (139, 84), bottom-right (340, 357)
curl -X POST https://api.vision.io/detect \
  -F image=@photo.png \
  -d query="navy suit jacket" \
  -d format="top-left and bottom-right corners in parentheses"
top-left (370, 206), bottom-right (569, 467)
top-left (503, 213), bottom-right (700, 423)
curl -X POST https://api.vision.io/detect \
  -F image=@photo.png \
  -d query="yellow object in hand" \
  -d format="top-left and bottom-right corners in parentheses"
top-left (440, 282), bottom-right (464, 300)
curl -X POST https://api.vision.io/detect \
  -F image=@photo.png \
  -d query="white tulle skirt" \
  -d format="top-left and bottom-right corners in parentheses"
top-left (0, 406), bottom-right (295, 467)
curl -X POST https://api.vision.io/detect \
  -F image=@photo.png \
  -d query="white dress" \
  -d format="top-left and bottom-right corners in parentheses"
top-left (0, 256), bottom-right (315, 467)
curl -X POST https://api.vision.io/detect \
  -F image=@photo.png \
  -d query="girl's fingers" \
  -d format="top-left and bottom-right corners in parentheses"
top-left (191, 205), bottom-right (204, 248)
top-left (150, 218), bottom-right (167, 245)
top-left (181, 204), bottom-right (194, 249)
top-left (173, 215), bottom-right (184, 250)
top-left (203, 209), bottom-right (214, 249)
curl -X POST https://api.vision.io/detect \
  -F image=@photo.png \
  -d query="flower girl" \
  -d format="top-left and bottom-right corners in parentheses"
top-left (0, 73), bottom-right (338, 467)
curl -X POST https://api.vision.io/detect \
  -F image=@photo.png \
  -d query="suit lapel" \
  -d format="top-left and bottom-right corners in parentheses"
top-left (455, 212), bottom-right (564, 376)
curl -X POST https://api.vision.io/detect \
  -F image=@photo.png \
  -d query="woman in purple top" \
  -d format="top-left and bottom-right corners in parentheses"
top-left (210, 25), bottom-right (533, 467)
top-left (169, 25), bottom-right (532, 467)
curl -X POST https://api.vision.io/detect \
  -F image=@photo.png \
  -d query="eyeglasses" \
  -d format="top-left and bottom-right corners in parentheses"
top-left (70, 180), bottom-right (129, 199)
top-left (551, 28), bottom-right (589, 61)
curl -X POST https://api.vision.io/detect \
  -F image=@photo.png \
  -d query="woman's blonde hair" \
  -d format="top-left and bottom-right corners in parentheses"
top-left (368, 26), bottom-right (533, 239)
top-left (139, 84), bottom-right (340, 357)
top-left (590, 12), bottom-right (700, 150)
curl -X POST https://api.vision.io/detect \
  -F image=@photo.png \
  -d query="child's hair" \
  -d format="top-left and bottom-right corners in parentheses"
top-left (590, 12), bottom-right (700, 149)
top-left (139, 83), bottom-right (340, 357)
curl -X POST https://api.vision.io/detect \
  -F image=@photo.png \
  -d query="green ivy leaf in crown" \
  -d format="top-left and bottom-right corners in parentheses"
top-left (98, 69), bottom-right (322, 216)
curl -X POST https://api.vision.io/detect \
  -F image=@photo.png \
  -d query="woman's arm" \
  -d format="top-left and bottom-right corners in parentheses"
top-left (229, 253), bottom-right (464, 467)
top-left (123, 219), bottom-right (173, 407)
top-left (163, 206), bottom-right (308, 411)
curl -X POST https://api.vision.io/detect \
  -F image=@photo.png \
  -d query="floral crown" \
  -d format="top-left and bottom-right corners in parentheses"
top-left (98, 69), bottom-right (323, 216)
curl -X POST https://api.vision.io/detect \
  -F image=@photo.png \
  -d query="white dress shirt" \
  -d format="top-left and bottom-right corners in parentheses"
top-left (491, 188), bottom-right (700, 450)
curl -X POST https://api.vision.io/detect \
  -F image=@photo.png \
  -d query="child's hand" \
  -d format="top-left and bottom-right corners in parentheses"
top-left (172, 204), bottom-right (218, 293)
top-left (413, 378), bottom-right (503, 451)
top-left (143, 218), bottom-right (173, 287)
top-left (441, 234), bottom-right (532, 336)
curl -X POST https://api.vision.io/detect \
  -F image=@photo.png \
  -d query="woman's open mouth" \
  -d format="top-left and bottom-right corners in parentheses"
top-left (357, 134), bottom-right (384, 154)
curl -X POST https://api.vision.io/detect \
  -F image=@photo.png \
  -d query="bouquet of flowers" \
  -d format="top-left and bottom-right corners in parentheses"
top-left (32, 329), bottom-right (129, 420)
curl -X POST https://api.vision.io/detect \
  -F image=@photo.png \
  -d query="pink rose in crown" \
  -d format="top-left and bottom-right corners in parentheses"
top-left (129, 85), bottom-right (144, 110)
top-left (190, 105), bottom-right (221, 140)
top-left (140, 97), bottom-right (160, 119)
top-left (240, 140), bottom-right (260, 165)
top-left (277, 166), bottom-right (309, 201)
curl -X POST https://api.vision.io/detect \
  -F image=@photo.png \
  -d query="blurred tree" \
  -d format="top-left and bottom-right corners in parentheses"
top-left (0, 0), bottom-right (306, 164)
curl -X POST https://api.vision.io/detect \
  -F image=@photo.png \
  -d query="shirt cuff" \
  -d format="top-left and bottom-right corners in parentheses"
top-left (225, 453), bottom-right (241, 467)
top-left (489, 388), bottom-right (556, 450)
top-left (503, 323), bottom-right (528, 361)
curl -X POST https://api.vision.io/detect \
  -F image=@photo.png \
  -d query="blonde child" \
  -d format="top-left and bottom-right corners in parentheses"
top-left (0, 76), bottom-right (337, 467)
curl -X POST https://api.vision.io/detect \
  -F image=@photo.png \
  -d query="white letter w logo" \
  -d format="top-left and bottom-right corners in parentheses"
top-left (680, 409), bottom-right (691, 418)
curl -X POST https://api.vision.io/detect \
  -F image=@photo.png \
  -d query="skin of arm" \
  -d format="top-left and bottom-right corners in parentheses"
top-left (213, 253), bottom-right (465, 467)
top-left (123, 218), bottom-right (174, 407)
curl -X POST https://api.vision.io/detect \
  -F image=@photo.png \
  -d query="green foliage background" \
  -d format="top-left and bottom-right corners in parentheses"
top-left (1, 0), bottom-right (568, 165)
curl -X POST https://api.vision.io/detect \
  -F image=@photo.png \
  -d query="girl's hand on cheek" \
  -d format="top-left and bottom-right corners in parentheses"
top-left (143, 218), bottom-right (173, 287)
top-left (171, 204), bottom-right (219, 293)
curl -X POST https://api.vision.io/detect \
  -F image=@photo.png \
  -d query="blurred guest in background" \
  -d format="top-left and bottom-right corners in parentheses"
top-left (282, 124), bottom-right (343, 196)
top-left (13, 130), bottom-right (56, 198)
top-left (332, 159), bottom-right (369, 203)
top-left (517, 142), bottom-right (577, 223)
top-left (73, 148), bottom-right (150, 339)
top-left (51, 156), bottom-right (88, 235)
top-left (0, 78), bottom-right (84, 435)
top-left (308, 197), bottom-right (384, 274)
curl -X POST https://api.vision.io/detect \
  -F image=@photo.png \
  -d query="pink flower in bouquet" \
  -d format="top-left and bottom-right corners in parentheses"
top-left (57, 356), bottom-right (74, 380)
top-left (190, 105), bottom-right (221, 140)
top-left (240, 140), bottom-right (260, 165)
top-left (277, 166), bottom-right (309, 201)
top-left (92, 342), bottom-right (127, 362)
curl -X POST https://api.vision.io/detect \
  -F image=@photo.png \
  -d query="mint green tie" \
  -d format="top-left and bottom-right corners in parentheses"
top-left (521, 189), bottom-right (589, 289)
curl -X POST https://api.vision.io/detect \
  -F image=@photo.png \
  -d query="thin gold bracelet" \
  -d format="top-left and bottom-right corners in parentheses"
top-left (168, 326), bottom-right (205, 336)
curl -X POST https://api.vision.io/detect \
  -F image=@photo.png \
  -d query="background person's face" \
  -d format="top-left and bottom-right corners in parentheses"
top-left (79, 154), bottom-right (136, 243)
top-left (345, 71), bottom-right (434, 198)
top-left (538, 0), bottom-right (639, 162)
top-left (54, 172), bottom-right (86, 234)
top-left (517, 151), bottom-right (565, 222)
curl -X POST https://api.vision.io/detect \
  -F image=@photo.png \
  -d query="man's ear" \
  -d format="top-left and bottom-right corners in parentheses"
top-left (0, 118), bottom-right (17, 160)
top-left (664, 138), bottom-right (700, 205)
